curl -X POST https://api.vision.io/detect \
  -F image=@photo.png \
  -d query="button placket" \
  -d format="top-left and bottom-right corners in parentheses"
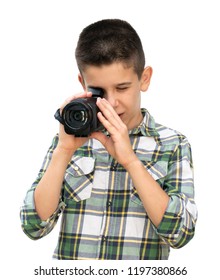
top-left (112, 160), bottom-right (118, 171)
top-left (107, 200), bottom-right (112, 207)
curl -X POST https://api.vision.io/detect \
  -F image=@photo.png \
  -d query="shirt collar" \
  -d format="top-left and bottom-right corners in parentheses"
top-left (102, 108), bottom-right (159, 137)
top-left (128, 108), bottom-right (159, 137)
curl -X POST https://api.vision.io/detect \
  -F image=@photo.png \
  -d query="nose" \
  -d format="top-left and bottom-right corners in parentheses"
top-left (104, 91), bottom-right (118, 108)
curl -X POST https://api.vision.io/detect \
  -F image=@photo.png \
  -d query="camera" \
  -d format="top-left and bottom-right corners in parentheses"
top-left (54, 87), bottom-right (104, 137)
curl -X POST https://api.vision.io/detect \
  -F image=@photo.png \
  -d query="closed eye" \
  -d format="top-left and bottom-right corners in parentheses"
top-left (116, 87), bottom-right (129, 92)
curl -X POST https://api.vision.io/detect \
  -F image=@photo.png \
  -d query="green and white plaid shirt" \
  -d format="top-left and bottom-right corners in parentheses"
top-left (20, 109), bottom-right (197, 260)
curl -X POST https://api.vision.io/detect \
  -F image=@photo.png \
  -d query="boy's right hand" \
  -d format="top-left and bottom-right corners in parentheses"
top-left (56, 91), bottom-right (92, 155)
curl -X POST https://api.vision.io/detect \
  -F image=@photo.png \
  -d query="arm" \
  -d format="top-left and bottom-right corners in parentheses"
top-left (34, 92), bottom-right (92, 220)
top-left (155, 139), bottom-right (197, 248)
top-left (20, 135), bottom-right (66, 239)
top-left (124, 159), bottom-right (169, 227)
top-left (20, 92), bottom-right (92, 240)
top-left (34, 146), bottom-right (73, 220)
top-left (127, 139), bottom-right (197, 248)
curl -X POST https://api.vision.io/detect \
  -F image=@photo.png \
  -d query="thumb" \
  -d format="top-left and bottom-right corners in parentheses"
top-left (90, 132), bottom-right (109, 147)
top-left (91, 132), bottom-right (115, 159)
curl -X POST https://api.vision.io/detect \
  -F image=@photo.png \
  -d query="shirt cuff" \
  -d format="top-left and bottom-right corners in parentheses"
top-left (20, 187), bottom-right (66, 239)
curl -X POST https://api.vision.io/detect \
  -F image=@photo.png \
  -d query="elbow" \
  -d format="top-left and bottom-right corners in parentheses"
top-left (162, 211), bottom-right (197, 249)
top-left (157, 208), bottom-right (197, 249)
top-left (21, 224), bottom-right (44, 241)
top-left (158, 194), bottom-right (198, 249)
top-left (168, 223), bottom-right (196, 249)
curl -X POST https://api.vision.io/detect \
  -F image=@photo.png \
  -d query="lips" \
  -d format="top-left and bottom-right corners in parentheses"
top-left (118, 113), bottom-right (125, 120)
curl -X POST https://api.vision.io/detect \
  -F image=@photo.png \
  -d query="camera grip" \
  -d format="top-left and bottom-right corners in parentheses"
top-left (54, 109), bottom-right (65, 125)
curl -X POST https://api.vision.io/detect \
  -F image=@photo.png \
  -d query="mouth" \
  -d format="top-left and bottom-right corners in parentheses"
top-left (118, 113), bottom-right (124, 118)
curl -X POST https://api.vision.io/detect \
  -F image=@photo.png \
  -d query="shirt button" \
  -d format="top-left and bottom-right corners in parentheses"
top-left (74, 166), bottom-right (79, 171)
top-left (102, 236), bottom-right (107, 242)
top-left (107, 200), bottom-right (112, 207)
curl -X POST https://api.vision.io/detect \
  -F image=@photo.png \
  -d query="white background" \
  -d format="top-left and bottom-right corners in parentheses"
top-left (0, 0), bottom-right (219, 279)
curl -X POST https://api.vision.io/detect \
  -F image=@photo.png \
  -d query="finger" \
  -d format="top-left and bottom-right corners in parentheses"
top-left (97, 111), bottom-right (118, 135)
top-left (90, 131), bottom-right (108, 145)
top-left (97, 98), bottom-right (120, 119)
top-left (60, 91), bottom-right (92, 110)
top-left (96, 98), bottom-right (122, 129)
top-left (90, 132), bottom-right (114, 155)
top-left (66, 91), bottom-right (92, 102)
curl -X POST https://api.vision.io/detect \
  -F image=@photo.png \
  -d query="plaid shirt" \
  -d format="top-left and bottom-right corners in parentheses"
top-left (20, 109), bottom-right (197, 260)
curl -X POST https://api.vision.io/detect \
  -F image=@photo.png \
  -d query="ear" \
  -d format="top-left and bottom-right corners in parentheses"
top-left (140, 66), bottom-right (153, 92)
top-left (78, 74), bottom-right (86, 90)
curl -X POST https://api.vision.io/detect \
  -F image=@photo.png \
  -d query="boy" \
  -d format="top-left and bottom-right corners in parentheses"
top-left (20, 19), bottom-right (197, 260)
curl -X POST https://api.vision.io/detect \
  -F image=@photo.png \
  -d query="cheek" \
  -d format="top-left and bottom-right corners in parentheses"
top-left (121, 99), bottom-right (139, 113)
top-left (118, 89), bottom-right (141, 110)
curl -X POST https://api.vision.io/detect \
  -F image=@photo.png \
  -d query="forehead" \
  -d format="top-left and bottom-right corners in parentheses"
top-left (81, 62), bottom-right (138, 86)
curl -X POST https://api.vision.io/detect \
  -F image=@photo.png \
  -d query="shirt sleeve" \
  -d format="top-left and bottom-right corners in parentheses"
top-left (20, 135), bottom-right (66, 240)
top-left (155, 137), bottom-right (198, 248)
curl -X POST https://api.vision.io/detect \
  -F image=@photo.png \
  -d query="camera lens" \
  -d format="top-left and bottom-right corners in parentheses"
top-left (66, 109), bottom-right (87, 128)
top-left (72, 111), bottom-right (85, 122)
top-left (59, 96), bottom-right (101, 136)
top-left (63, 101), bottom-right (91, 130)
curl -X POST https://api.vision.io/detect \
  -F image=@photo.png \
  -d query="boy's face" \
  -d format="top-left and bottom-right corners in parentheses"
top-left (79, 62), bottom-right (152, 130)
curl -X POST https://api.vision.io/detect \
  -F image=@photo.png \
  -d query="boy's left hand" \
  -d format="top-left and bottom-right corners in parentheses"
top-left (91, 98), bottom-right (138, 168)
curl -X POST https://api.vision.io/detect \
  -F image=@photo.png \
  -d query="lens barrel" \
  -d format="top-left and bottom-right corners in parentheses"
top-left (54, 87), bottom-right (104, 136)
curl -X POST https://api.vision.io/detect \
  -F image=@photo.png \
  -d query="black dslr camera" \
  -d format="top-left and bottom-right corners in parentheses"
top-left (54, 87), bottom-right (104, 137)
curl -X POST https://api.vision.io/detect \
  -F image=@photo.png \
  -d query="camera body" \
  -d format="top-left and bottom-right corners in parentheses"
top-left (54, 87), bottom-right (104, 137)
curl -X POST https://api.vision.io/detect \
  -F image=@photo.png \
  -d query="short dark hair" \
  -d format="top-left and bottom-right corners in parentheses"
top-left (75, 19), bottom-right (145, 79)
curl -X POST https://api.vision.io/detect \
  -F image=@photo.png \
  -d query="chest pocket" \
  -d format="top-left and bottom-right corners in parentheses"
top-left (63, 157), bottom-right (95, 202)
top-left (130, 160), bottom-right (168, 206)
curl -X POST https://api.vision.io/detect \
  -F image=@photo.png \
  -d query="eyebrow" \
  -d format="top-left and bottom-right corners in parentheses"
top-left (116, 82), bottom-right (132, 87)
top-left (87, 82), bottom-right (132, 89)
